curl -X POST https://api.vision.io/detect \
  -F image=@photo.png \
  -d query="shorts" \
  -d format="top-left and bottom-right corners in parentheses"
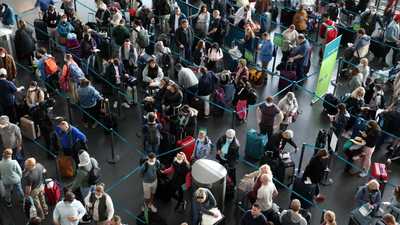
top-left (143, 179), bottom-right (157, 199)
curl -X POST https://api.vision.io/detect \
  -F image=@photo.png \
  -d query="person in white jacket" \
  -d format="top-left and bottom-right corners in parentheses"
top-left (142, 59), bottom-right (164, 84)
top-left (234, 4), bottom-right (253, 27)
top-left (277, 92), bottom-right (299, 131)
top-left (84, 183), bottom-right (115, 225)
top-left (53, 191), bottom-right (86, 225)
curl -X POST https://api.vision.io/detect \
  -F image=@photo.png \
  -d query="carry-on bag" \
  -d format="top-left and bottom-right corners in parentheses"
top-left (189, 97), bottom-right (205, 119)
top-left (35, 13), bottom-right (48, 41)
top-left (176, 136), bottom-right (196, 162)
top-left (104, 101), bottom-right (118, 134)
top-left (275, 155), bottom-right (295, 187)
top-left (213, 87), bottom-right (226, 117)
top-left (21, 116), bottom-right (41, 139)
top-left (24, 196), bottom-right (37, 219)
top-left (323, 93), bottom-right (339, 115)
top-left (57, 156), bottom-right (75, 178)
top-left (345, 152), bottom-right (366, 175)
top-left (260, 150), bottom-right (281, 172)
top-left (290, 174), bottom-right (316, 209)
top-left (125, 86), bottom-right (138, 105)
top-left (43, 176), bottom-right (60, 204)
top-left (368, 163), bottom-right (387, 191)
top-left (244, 129), bottom-right (267, 160)
top-left (278, 62), bottom-right (296, 93)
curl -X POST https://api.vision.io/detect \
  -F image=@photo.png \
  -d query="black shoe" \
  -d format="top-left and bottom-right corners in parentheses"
top-left (174, 203), bottom-right (181, 212)
top-left (181, 201), bottom-right (186, 210)
top-left (382, 61), bottom-right (389, 67)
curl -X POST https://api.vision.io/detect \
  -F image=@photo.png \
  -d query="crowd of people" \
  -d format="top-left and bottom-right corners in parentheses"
top-left (0, 0), bottom-right (400, 224)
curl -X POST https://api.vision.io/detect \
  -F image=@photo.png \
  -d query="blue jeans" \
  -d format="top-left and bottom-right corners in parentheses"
top-left (193, 198), bottom-right (209, 225)
top-left (12, 146), bottom-right (23, 169)
top-left (4, 180), bottom-right (25, 203)
top-left (83, 55), bottom-right (96, 75)
top-left (260, 12), bottom-right (268, 32)
top-left (80, 185), bottom-right (96, 202)
top-left (145, 141), bottom-right (160, 155)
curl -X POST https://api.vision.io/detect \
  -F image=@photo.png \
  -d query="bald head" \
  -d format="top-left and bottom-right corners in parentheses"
top-left (25, 158), bottom-right (37, 171)
top-left (261, 174), bottom-right (271, 184)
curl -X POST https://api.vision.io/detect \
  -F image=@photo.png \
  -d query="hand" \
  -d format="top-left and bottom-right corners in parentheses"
top-left (361, 132), bottom-right (367, 138)
top-left (329, 115), bottom-right (334, 122)
top-left (115, 75), bottom-right (120, 78)
top-left (394, 93), bottom-right (398, 98)
top-left (20, 86), bottom-right (25, 90)
top-left (26, 195), bottom-right (30, 200)
top-left (257, 120), bottom-right (261, 124)
top-left (206, 33), bottom-right (209, 36)
top-left (169, 28), bottom-right (172, 31)
top-left (67, 216), bottom-right (77, 222)
top-left (213, 213), bottom-right (219, 218)
top-left (366, 22), bottom-right (369, 25)
top-left (384, 203), bottom-right (390, 207)
top-left (258, 51), bottom-right (261, 54)
top-left (17, 146), bottom-right (22, 151)
top-left (383, 28), bottom-right (386, 30)
top-left (108, 18), bottom-right (111, 21)
top-left (221, 154), bottom-right (225, 158)
top-left (244, 174), bottom-right (249, 178)
top-left (350, 14), bottom-right (354, 17)
top-left (273, 124), bottom-right (278, 129)
top-left (284, 112), bottom-right (289, 116)
top-left (89, 202), bottom-right (94, 208)
top-left (370, 205), bottom-right (375, 210)
top-left (162, 105), bottom-right (166, 110)
top-left (241, 39), bottom-right (245, 43)
top-left (165, 105), bottom-right (170, 110)
top-left (337, 17), bottom-right (340, 20)
top-left (387, 159), bottom-right (392, 165)
top-left (199, 211), bottom-right (203, 214)
top-left (366, 202), bottom-right (370, 207)
top-left (287, 40), bottom-right (291, 43)
top-left (288, 58), bottom-right (294, 62)
top-left (27, 102), bottom-right (32, 108)
top-left (37, 9), bottom-right (42, 13)
top-left (324, 168), bottom-right (330, 171)
top-left (180, 45), bottom-right (184, 48)
top-left (43, 168), bottom-right (46, 173)
top-left (68, 189), bottom-right (73, 192)
top-left (105, 221), bottom-right (111, 225)
top-left (100, 20), bottom-right (103, 23)
top-left (295, 148), bottom-right (299, 152)
top-left (231, 7), bottom-right (234, 10)
top-left (217, 150), bottom-right (221, 155)
top-left (1, 18), bottom-right (4, 21)
top-left (124, 74), bottom-right (129, 78)
top-left (105, 99), bottom-right (108, 102)
top-left (243, 17), bottom-right (246, 20)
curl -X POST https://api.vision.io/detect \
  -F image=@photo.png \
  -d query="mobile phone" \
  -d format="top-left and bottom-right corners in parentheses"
top-left (289, 44), bottom-right (293, 48)
top-left (327, 114), bottom-right (331, 117)
top-left (55, 117), bottom-right (60, 120)
top-left (143, 116), bottom-right (146, 119)
top-left (359, 130), bottom-right (363, 133)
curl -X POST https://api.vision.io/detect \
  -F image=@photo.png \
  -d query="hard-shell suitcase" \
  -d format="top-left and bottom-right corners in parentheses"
top-left (278, 62), bottom-right (296, 94)
top-left (43, 177), bottom-right (60, 204)
top-left (20, 116), bottom-right (41, 139)
top-left (281, 8), bottom-right (295, 27)
top-left (223, 83), bottom-right (234, 100)
top-left (271, 5), bottom-right (278, 23)
top-left (345, 152), bottom-right (366, 175)
top-left (369, 163), bottom-right (387, 191)
top-left (176, 136), bottom-right (196, 162)
top-left (351, 118), bottom-right (366, 139)
top-left (323, 93), bottom-right (338, 114)
top-left (260, 153), bottom-right (280, 173)
top-left (34, 17), bottom-right (48, 41)
top-left (189, 97), bottom-right (205, 119)
top-left (275, 157), bottom-right (295, 187)
top-left (124, 86), bottom-right (137, 105)
top-left (57, 156), bottom-right (75, 178)
top-left (290, 174), bottom-right (316, 209)
top-left (245, 129), bottom-right (267, 160)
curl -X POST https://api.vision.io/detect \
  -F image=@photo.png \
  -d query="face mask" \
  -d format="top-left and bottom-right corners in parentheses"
top-left (95, 195), bottom-right (102, 199)
top-left (72, 17), bottom-right (76, 20)
top-left (0, 54), bottom-right (5, 58)
top-left (65, 202), bottom-right (72, 207)
top-left (198, 138), bottom-right (204, 142)
top-left (176, 159), bottom-right (183, 164)
top-left (286, 99), bottom-right (293, 105)
top-left (0, 124), bottom-right (5, 129)
top-left (295, 7), bottom-right (299, 10)
top-left (148, 161), bottom-right (155, 166)
top-left (265, 103), bottom-right (272, 107)
top-left (29, 87), bottom-right (35, 91)
top-left (226, 138), bottom-right (233, 143)
top-left (371, 11), bottom-right (376, 15)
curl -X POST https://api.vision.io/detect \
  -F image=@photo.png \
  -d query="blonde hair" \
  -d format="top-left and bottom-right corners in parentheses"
top-left (175, 152), bottom-right (189, 164)
top-left (324, 210), bottom-right (336, 225)
top-left (245, 27), bottom-right (255, 38)
top-left (259, 164), bottom-right (273, 178)
top-left (360, 58), bottom-right (368, 70)
top-left (26, 158), bottom-right (36, 166)
top-left (3, 149), bottom-right (12, 159)
top-left (366, 179), bottom-right (380, 190)
top-left (65, 54), bottom-right (73, 62)
top-left (350, 87), bottom-right (365, 100)
top-left (95, 183), bottom-right (105, 193)
top-left (198, 131), bottom-right (206, 138)
top-left (196, 188), bottom-right (207, 202)
top-left (238, 59), bottom-right (247, 67)
top-left (19, 19), bottom-right (27, 29)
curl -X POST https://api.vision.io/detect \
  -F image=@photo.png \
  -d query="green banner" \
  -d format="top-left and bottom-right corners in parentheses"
top-left (273, 33), bottom-right (283, 47)
top-left (313, 36), bottom-right (342, 103)
top-left (354, 22), bottom-right (361, 31)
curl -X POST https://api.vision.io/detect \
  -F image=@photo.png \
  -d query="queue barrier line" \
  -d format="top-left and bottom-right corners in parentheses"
top-left (20, 129), bottom-right (58, 158)
top-left (157, 141), bottom-right (196, 157)
top-left (184, 88), bottom-right (235, 114)
top-left (318, 0), bottom-right (362, 17)
top-left (16, 0), bottom-right (63, 16)
top-left (237, 204), bottom-right (246, 213)
top-left (341, 58), bottom-right (395, 80)
top-left (113, 201), bottom-right (146, 224)
top-left (0, 201), bottom-right (16, 225)
top-left (105, 166), bottom-right (141, 193)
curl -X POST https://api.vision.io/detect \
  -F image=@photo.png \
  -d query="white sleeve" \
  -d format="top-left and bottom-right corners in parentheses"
top-left (106, 195), bottom-right (115, 221)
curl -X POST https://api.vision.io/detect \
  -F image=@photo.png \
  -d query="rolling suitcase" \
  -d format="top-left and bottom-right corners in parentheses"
top-left (345, 152), bottom-right (366, 175)
top-left (155, 176), bottom-right (171, 204)
top-left (34, 14), bottom-right (48, 41)
top-left (369, 163), bottom-right (387, 191)
top-left (223, 82), bottom-right (234, 100)
top-left (323, 93), bottom-right (338, 114)
top-left (124, 86), bottom-right (137, 105)
top-left (176, 136), bottom-right (196, 162)
top-left (280, 8), bottom-right (295, 27)
top-left (43, 177), bottom-right (60, 204)
top-left (213, 91), bottom-right (226, 117)
top-left (275, 156), bottom-right (295, 187)
top-left (260, 152), bottom-right (281, 172)
top-left (226, 180), bottom-right (235, 200)
top-left (20, 116), bottom-right (41, 139)
top-left (278, 62), bottom-right (296, 94)
top-left (350, 207), bottom-right (373, 225)
top-left (189, 97), bottom-right (205, 119)
top-left (290, 174), bottom-right (316, 209)
top-left (270, 4), bottom-right (278, 23)
top-left (245, 129), bottom-right (267, 160)
top-left (57, 156), bottom-right (75, 178)
top-left (103, 101), bottom-right (118, 134)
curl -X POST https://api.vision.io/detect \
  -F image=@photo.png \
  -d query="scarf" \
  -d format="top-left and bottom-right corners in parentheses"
top-left (235, 67), bottom-right (244, 81)
top-left (220, 141), bottom-right (230, 161)
top-left (175, 110), bottom-right (192, 129)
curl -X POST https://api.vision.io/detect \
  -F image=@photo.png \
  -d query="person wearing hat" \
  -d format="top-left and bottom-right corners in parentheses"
top-left (143, 58), bottom-right (164, 85)
top-left (69, 150), bottom-right (99, 201)
top-left (31, 98), bottom-right (63, 158)
top-left (0, 149), bottom-right (25, 207)
top-left (53, 191), bottom-right (86, 225)
top-left (0, 115), bottom-right (24, 169)
top-left (216, 129), bottom-right (240, 185)
top-left (154, 41), bottom-right (172, 76)
top-left (381, 14), bottom-right (400, 68)
top-left (118, 39), bottom-right (137, 76)
top-left (359, 120), bottom-right (381, 177)
top-left (302, 148), bottom-right (330, 204)
top-left (0, 68), bottom-right (24, 123)
top-left (264, 130), bottom-right (299, 159)
top-left (176, 63), bottom-right (198, 103)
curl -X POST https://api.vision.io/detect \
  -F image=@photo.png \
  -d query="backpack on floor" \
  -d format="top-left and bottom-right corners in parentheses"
top-left (135, 27), bottom-right (150, 48)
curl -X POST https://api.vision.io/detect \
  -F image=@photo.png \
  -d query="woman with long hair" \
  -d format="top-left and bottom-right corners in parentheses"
top-left (342, 87), bottom-right (370, 139)
top-left (162, 83), bottom-right (183, 115)
top-left (207, 42), bottom-right (223, 72)
top-left (84, 183), bottom-right (115, 224)
top-left (61, 54), bottom-right (81, 104)
top-left (243, 164), bottom-right (274, 205)
top-left (15, 19), bottom-right (36, 67)
top-left (358, 120), bottom-right (381, 177)
top-left (384, 185), bottom-right (400, 222)
top-left (302, 148), bottom-right (330, 204)
top-left (328, 103), bottom-right (350, 138)
top-left (161, 152), bottom-right (191, 212)
top-left (241, 27), bottom-right (255, 52)
top-left (80, 33), bottom-right (97, 77)
top-left (188, 4), bottom-right (210, 33)
top-left (281, 24), bottom-right (299, 61)
top-left (321, 210), bottom-right (337, 225)
top-left (193, 40), bottom-right (207, 67)
top-left (77, 78), bottom-right (106, 128)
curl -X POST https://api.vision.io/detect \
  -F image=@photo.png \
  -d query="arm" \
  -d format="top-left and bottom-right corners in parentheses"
top-left (162, 164), bottom-right (175, 174)
top-left (105, 195), bottom-right (115, 221)
top-left (17, 134), bottom-right (22, 150)
top-left (155, 68), bottom-right (164, 82)
top-left (355, 188), bottom-right (366, 205)
top-left (350, 40), bottom-right (362, 51)
top-left (256, 107), bottom-right (261, 124)
top-left (73, 128), bottom-right (87, 141)
top-left (71, 171), bottom-right (86, 191)
top-left (377, 16), bottom-right (384, 30)
top-left (292, 99), bottom-right (298, 114)
top-left (207, 191), bottom-right (217, 209)
top-left (53, 204), bottom-right (60, 223)
top-left (275, 111), bottom-right (284, 127)
top-left (142, 66), bottom-right (151, 82)
top-left (372, 191), bottom-right (381, 209)
top-left (25, 185), bottom-right (32, 197)
top-left (76, 201), bottom-right (86, 220)
top-left (185, 171), bottom-right (191, 188)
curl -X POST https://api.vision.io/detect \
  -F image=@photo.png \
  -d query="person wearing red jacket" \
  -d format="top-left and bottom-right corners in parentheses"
top-left (319, 13), bottom-right (337, 57)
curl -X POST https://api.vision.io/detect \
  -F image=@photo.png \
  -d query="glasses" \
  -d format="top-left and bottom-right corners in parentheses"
top-left (197, 196), bottom-right (204, 199)
top-left (178, 152), bottom-right (185, 156)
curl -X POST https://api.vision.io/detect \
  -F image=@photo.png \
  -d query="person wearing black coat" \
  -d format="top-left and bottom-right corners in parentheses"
top-left (193, 40), bottom-right (207, 66)
top-left (216, 129), bottom-right (240, 185)
top-left (302, 148), bottom-right (330, 204)
top-left (264, 130), bottom-right (299, 158)
top-left (213, 0), bottom-right (233, 18)
top-left (361, 6), bottom-right (385, 36)
top-left (342, 87), bottom-right (370, 139)
top-left (162, 84), bottom-right (183, 115)
top-left (169, 105), bottom-right (197, 139)
top-left (329, 2), bottom-right (352, 23)
top-left (105, 59), bottom-right (130, 109)
top-left (175, 20), bottom-right (194, 63)
top-left (95, 3), bottom-right (111, 28)
top-left (15, 20), bottom-right (36, 67)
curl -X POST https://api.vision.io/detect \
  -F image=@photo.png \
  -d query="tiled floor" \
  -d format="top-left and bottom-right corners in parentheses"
top-left (1, 0), bottom-right (400, 224)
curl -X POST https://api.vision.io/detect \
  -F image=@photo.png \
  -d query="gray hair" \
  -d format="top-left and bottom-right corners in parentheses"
top-left (99, 3), bottom-right (107, 9)
top-left (286, 92), bottom-right (295, 100)
top-left (111, 215), bottom-right (121, 224)
top-left (226, 129), bottom-right (235, 138)
top-left (0, 115), bottom-right (9, 123)
top-left (261, 174), bottom-right (271, 183)
top-left (284, 130), bottom-right (294, 139)
top-left (199, 131), bottom-right (206, 138)
top-left (213, 10), bottom-right (220, 16)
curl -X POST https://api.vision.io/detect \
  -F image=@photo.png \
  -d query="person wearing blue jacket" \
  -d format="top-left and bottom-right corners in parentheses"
top-left (381, 14), bottom-right (400, 68)
top-left (36, 47), bottom-right (58, 95)
top-left (0, 4), bottom-right (14, 28)
top-left (77, 78), bottom-right (106, 129)
top-left (168, 6), bottom-right (187, 33)
top-left (55, 121), bottom-right (87, 168)
top-left (105, 59), bottom-right (130, 109)
top-left (256, 32), bottom-right (274, 88)
top-left (191, 131), bottom-right (212, 161)
top-left (289, 34), bottom-right (309, 88)
top-left (35, 0), bottom-right (55, 14)
top-left (57, 14), bottom-right (74, 55)
top-left (197, 67), bottom-right (219, 119)
top-left (355, 179), bottom-right (381, 216)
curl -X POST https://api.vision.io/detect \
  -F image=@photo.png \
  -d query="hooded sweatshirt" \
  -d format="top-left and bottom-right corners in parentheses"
top-left (350, 35), bottom-right (371, 58)
top-left (280, 210), bottom-right (307, 225)
top-left (0, 4), bottom-right (15, 26)
top-left (53, 199), bottom-right (86, 225)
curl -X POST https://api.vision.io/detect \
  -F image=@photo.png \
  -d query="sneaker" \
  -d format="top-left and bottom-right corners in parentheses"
top-left (317, 194), bottom-right (325, 200)
top-left (5, 202), bottom-right (11, 207)
top-left (92, 122), bottom-right (98, 129)
top-left (255, 82), bottom-right (263, 88)
top-left (122, 102), bottom-right (131, 108)
top-left (113, 101), bottom-right (118, 109)
top-left (84, 123), bottom-right (88, 128)
top-left (204, 115), bottom-right (209, 119)
top-left (174, 203), bottom-right (181, 212)
top-left (341, 133), bottom-right (351, 139)
top-left (80, 214), bottom-right (92, 223)
top-left (359, 173), bottom-right (367, 178)
top-left (149, 204), bottom-right (157, 212)
top-left (181, 201), bottom-right (186, 210)
top-left (382, 61), bottom-right (389, 67)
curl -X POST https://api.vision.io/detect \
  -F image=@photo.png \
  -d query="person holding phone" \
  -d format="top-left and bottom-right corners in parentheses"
top-left (358, 120), bottom-right (381, 178)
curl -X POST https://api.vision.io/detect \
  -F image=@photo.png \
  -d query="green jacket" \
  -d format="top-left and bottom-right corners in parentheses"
top-left (112, 25), bottom-right (131, 46)
top-left (71, 157), bottom-right (98, 190)
top-left (0, 158), bottom-right (22, 185)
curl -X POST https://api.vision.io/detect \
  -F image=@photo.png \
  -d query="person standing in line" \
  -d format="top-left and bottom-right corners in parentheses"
top-left (61, 54), bottom-right (80, 104)
top-left (0, 149), bottom-right (25, 207)
top-left (174, 19), bottom-right (194, 63)
top-left (197, 67), bottom-right (219, 119)
top-left (255, 0), bottom-right (271, 34)
top-left (118, 39), bottom-right (137, 76)
top-left (281, 26), bottom-right (298, 62)
top-left (57, 15), bottom-right (75, 55)
top-left (192, 188), bottom-right (218, 225)
top-left (24, 158), bottom-right (48, 220)
top-left (15, 20), bottom-right (37, 67)
top-left (381, 14), bottom-right (400, 68)
top-left (35, 0), bottom-right (55, 14)
top-left (240, 203), bottom-right (268, 225)
top-left (84, 183), bottom-right (115, 224)
top-left (288, 34), bottom-right (309, 89)
top-left (77, 79), bottom-right (106, 128)
top-left (0, 47), bottom-right (17, 82)
top-left (61, 0), bottom-right (75, 20)
top-left (0, 115), bottom-right (24, 170)
top-left (206, 10), bottom-right (223, 46)
top-left (141, 112), bottom-right (162, 155)
top-left (358, 120), bottom-right (381, 177)
top-left (43, 5), bottom-right (61, 52)
top-left (360, 6), bottom-right (385, 36)
top-left (0, 68), bottom-right (24, 123)
top-left (80, 33), bottom-right (97, 77)
top-left (216, 129), bottom-right (240, 186)
top-left (256, 174), bottom-right (278, 215)
top-left (105, 59), bottom-right (131, 109)
top-left (277, 92), bottom-right (298, 131)
top-left (256, 96), bottom-right (283, 139)
top-left (188, 4), bottom-right (210, 34)
top-left (168, 6), bottom-right (187, 34)
top-left (256, 32), bottom-right (274, 88)
top-left (280, 199), bottom-right (308, 225)
top-left (112, 19), bottom-right (131, 58)
top-left (0, 3), bottom-right (15, 28)
top-left (139, 153), bottom-right (160, 213)
top-left (53, 191), bottom-right (86, 225)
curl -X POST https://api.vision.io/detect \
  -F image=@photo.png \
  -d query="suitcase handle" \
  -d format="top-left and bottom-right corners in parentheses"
top-left (88, 12), bottom-right (95, 23)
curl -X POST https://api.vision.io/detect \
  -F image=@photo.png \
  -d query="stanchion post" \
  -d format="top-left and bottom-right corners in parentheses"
top-left (107, 128), bottom-right (120, 164)
top-left (15, 15), bottom-right (19, 29)
top-left (272, 46), bottom-right (278, 74)
top-left (54, 156), bottom-right (61, 184)
top-left (66, 97), bottom-right (74, 125)
top-left (183, 88), bottom-right (188, 104)
top-left (332, 57), bottom-right (343, 96)
top-left (321, 148), bottom-right (333, 186)
top-left (116, 87), bottom-right (126, 120)
top-left (316, 18), bottom-right (321, 43)
top-left (297, 143), bottom-right (306, 175)
top-left (232, 111), bottom-right (236, 129)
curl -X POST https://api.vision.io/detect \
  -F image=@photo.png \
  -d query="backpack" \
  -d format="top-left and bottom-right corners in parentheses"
top-left (247, 88), bottom-right (257, 105)
top-left (140, 156), bottom-right (160, 175)
top-left (219, 18), bottom-right (230, 38)
top-left (376, 94), bottom-right (386, 109)
top-left (80, 158), bottom-right (101, 185)
top-left (37, 87), bottom-right (49, 100)
top-left (339, 93), bottom-right (351, 106)
top-left (41, 56), bottom-right (58, 74)
top-left (162, 52), bottom-right (173, 69)
top-left (163, 0), bottom-right (175, 15)
top-left (323, 21), bottom-right (337, 44)
top-left (90, 31), bottom-right (103, 47)
top-left (68, 63), bottom-right (85, 83)
top-left (219, 71), bottom-right (231, 85)
top-left (146, 123), bottom-right (161, 145)
top-left (325, 3), bottom-right (336, 19)
top-left (135, 27), bottom-right (150, 48)
top-left (31, 103), bottom-right (47, 128)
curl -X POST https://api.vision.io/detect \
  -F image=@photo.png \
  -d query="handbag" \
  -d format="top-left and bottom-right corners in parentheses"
top-left (214, 60), bottom-right (223, 73)
top-left (60, 36), bottom-right (68, 45)
top-left (238, 177), bottom-right (254, 191)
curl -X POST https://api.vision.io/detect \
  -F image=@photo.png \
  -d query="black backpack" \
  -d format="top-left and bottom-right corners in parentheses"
top-left (247, 88), bottom-right (257, 105)
top-left (146, 123), bottom-right (161, 145)
top-left (162, 52), bottom-right (173, 69)
top-left (31, 102), bottom-right (47, 128)
top-left (219, 18), bottom-right (230, 38)
top-left (81, 158), bottom-right (101, 185)
top-left (314, 129), bottom-right (327, 155)
top-left (376, 94), bottom-right (386, 109)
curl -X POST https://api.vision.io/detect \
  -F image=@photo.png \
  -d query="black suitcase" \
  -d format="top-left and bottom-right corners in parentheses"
top-left (323, 93), bottom-right (338, 115)
top-left (15, 96), bottom-right (29, 122)
top-left (226, 181), bottom-right (235, 200)
top-left (34, 17), bottom-right (49, 41)
top-left (260, 151), bottom-right (280, 173)
top-left (275, 157), bottom-right (295, 187)
top-left (103, 101), bottom-right (118, 134)
top-left (338, 20), bottom-right (355, 46)
top-left (280, 8), bottom-right (295, 27)
top-left (271, 5), bottom-right (278, 23)
top-left (155, 177), bottom-right (171, 204)
top-left (290, 174), bottom-right (316, 209)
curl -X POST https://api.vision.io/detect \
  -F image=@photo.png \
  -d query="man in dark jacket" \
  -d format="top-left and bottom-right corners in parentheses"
top-left (265, 130), bottom-right (299, 158)
top-left (197, 67), bottom-right (219, 119)
top-left (119, 39), bottom-right (137, 76)
top-left (175, 19), bottom-right (194, 63)
top-left (213, 0), bottom-right (233, 18)
top-left (139, 7), bottom-right (155, 31)
top-left (155, 0), bottom-right (172, 33)
top-left (168, 6), bottom-right (187, 33)
top-left (328, 2), bottom-right (352, 23)
top-left (216, 129), bottom-right (240, 185)
top-left (105, 59), bottom-right (130, 109)
top-left (31, 99), bottom-right (63, 158)
top-left (43, 5), bottom-right (61, 51)
top-left (361, 6), bottom-right (385, 36)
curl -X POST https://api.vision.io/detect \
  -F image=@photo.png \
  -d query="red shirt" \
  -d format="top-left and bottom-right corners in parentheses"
top-left (319, 19), bottom-right (337, 39)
